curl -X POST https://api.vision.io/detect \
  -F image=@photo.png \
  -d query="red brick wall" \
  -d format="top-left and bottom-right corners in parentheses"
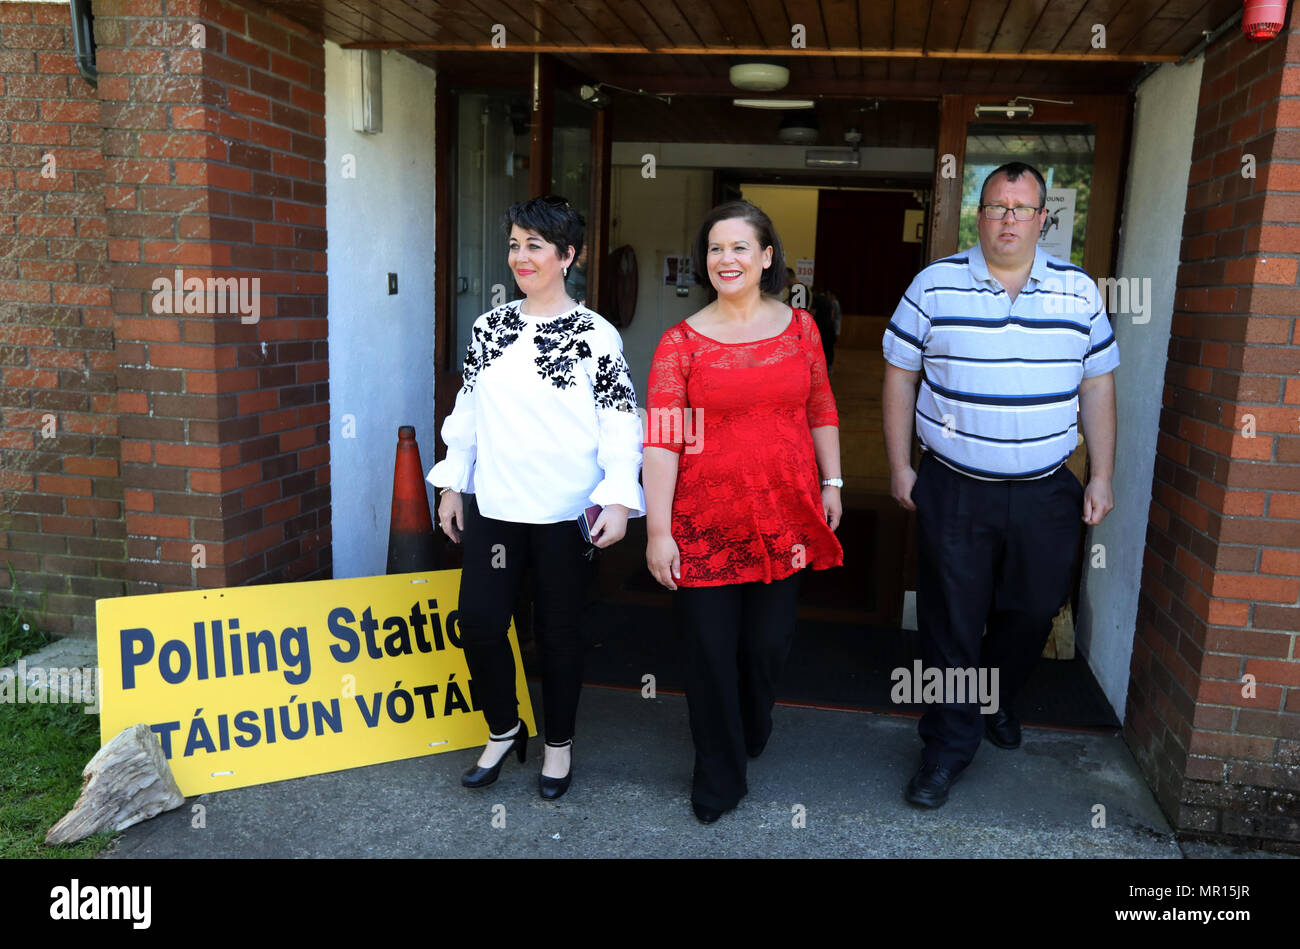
top-left (1129, 21), bottom-right (1300, 848)
top-left (95, 0), bottom-right (329, 597)
top-left (0, 0), bottom-right (118, 636)
top-left (0, 0), bottom-right (329, 635)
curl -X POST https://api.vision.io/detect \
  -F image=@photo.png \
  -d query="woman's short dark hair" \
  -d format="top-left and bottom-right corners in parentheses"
top-left (691, 200), bottom-right (786, 296)
top-left (502, 195), bottom-right (584, 261)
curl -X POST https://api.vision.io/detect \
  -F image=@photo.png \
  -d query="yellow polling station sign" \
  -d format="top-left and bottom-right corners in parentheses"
top-left (95, 570), bottom-right (535, 796)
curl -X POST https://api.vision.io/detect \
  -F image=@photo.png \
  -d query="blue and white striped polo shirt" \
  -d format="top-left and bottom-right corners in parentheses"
top-left (882, 243), bottom-right (1120, 480)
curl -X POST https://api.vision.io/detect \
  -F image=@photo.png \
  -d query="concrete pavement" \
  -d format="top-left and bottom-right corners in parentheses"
top-left (104, 681), bottom-right (1202, 859)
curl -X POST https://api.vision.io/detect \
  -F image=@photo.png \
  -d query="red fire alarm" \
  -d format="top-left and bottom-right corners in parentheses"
top-left (1242, 0), bottom-right (1287, 40)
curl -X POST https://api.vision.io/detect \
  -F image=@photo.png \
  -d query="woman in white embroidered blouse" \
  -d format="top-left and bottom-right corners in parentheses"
top-left (427, 195), bottom-right (644, 800)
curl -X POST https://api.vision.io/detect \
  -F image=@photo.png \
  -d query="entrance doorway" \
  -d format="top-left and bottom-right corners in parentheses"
top-left (434, 77), bottom-right (1124, 731)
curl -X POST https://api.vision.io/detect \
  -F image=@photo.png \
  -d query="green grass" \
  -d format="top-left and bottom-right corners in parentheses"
top-left (0, 567), bottom-right (119, 858)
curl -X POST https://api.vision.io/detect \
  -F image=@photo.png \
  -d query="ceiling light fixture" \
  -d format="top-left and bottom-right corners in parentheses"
top-left (733, 98), bottom-right (815, 110)
top-left (805, 149), bottom-right (860, 169)
top-left (729, 58), bottom-right (790, 92)
top-left (778, 112), bottom-right (819, 145)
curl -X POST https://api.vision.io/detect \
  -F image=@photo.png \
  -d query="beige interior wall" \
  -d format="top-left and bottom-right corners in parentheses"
top-left (609, 166), bottom-right (716, 398)
top-left (608, 169), bottom-right (891, 500)
top-left (739, 184), bottom-right (820, 275)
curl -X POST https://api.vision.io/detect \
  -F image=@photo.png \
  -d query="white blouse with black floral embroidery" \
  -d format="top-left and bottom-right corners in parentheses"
top-left (427, 300), bottom-right (645, 524)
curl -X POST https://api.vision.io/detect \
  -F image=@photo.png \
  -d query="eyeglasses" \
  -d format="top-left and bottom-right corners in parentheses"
top-left (979, 204), bottom-right (1042, 221)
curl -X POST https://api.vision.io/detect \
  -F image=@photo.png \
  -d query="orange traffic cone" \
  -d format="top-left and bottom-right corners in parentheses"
top-left (386, 425), bottom-right (438, 574)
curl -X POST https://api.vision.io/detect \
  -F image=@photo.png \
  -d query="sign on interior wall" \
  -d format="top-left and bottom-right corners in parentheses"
top-left (902, 209), bottom-right (925, 244)
top-left (96, 570), bottom-right (535, 795)
top-left (1037, 188), bottom-right (1076, 260)
top-left (663, 254), bottom-right (694, 287)
top-left (795, 258), bottom-right (815, 284)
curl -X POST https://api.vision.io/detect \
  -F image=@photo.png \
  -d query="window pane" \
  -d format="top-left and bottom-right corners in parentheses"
top-left (552, 90), bottom-right (592, 304)
top-left (454, 90), bottom-right (531, 361)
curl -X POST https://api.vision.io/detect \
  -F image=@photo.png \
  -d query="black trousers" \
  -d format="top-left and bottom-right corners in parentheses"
top-left (913, 453), bottom-right (1082, 770)
top-left (676, 574), bottom-right (801, 810)
top-left (456, 493), bottom-right (591, 742)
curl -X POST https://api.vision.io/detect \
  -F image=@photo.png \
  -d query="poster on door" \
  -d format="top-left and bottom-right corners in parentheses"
top-left (1037, 188), bottom-right (1075, 260)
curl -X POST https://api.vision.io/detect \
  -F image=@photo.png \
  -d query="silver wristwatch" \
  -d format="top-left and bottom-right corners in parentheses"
top-left (821, 478), bottom-right (843, 488)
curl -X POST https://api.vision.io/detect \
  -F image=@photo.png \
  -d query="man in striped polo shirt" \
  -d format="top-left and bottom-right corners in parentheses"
top-left (882, 161), bottom-right (1119, 808)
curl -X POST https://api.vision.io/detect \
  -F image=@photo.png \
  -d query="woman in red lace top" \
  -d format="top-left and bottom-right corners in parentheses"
top-left (643, 200), bottom-right (844, 824)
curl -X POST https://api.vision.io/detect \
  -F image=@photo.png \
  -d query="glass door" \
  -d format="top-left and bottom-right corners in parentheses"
top-left (550, 89), bottom-right (593, 304)
top-left (930, 94), bottom-right (1127, 278)
top-left (920, 94), bottom-right (1128, 647)
top-left (959, 123), bottom-right (1097, 269)
top-left (452, 90), bottom-right (531, 360)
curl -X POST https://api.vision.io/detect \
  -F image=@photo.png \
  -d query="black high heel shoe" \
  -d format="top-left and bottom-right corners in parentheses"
top-left (538, 739), bottom-right (573, 800)
top-left (461, 721), bottom-right (527, 788)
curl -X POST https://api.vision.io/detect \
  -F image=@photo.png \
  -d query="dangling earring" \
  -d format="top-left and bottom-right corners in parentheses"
top-left (563, 265), bottom-right (569, 277)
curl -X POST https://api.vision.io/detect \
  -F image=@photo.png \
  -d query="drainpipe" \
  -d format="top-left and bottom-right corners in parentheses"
top-left (69, 0), bottom-right (98, 87)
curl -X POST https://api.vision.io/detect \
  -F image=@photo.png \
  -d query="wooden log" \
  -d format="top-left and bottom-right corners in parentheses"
top-left (45, 723), bottom-right (184, 846)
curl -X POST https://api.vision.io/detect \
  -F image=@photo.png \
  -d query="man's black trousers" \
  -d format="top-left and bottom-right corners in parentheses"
top-left (913, 452), bottom-right (1083, 770)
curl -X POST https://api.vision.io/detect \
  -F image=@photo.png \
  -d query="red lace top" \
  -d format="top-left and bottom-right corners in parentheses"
top-left (645, 307), bottom-right (843, 587)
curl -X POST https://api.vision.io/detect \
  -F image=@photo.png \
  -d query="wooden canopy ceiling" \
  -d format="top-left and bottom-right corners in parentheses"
top-left (249, 0), bottom-right (1243, 98)
top-left (259, 0), bottom-right (1240, 57)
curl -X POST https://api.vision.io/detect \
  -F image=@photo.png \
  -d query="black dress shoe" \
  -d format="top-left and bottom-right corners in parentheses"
top-left (461, 721), bottom-right (527, 788)
top-left (692, 801), bottom-right (724, 824)
top-left (538, 739), bottom-right (573, 800)
top-left (984, 708), bottom-right (1021, 749)
top-left (904, 763), bottom-right (961, 808)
